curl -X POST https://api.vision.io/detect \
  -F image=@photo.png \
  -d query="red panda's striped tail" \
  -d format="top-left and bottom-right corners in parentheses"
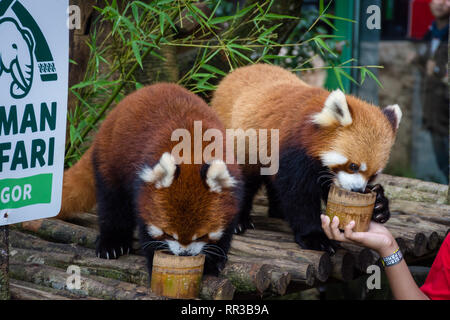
top-left (57, 147), bottom-right (96, 220)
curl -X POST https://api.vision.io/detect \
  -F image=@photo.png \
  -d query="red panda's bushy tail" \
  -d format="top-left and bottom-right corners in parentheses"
top-left (57, 147), bottom-right (96, 220)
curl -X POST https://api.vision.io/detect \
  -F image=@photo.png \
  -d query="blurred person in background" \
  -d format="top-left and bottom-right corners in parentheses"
top-left (416, 0), bottom-right (449, 182)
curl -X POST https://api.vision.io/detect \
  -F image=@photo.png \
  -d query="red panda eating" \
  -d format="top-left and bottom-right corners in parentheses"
top-left (59, 83), bottom-right (242, 275)
top-left (211, 64), bottom-right (401, 252)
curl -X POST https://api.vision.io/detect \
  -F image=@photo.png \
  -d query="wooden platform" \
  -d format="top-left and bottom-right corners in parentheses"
top-left (7, 174), bottom-right (449, 300)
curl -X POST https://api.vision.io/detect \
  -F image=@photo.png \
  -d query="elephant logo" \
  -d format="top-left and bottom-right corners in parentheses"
top-left (0, 0), bottom-right (58, 99)
top-left (0, 17), bottom-right (34, 99)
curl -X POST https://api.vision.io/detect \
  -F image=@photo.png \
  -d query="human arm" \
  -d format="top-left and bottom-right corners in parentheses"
top-left (320, 215), bottom-right (430, 300)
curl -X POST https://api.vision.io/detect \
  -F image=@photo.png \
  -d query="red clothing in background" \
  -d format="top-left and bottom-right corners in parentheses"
top-left (420, 234), bottom-right (450, 299)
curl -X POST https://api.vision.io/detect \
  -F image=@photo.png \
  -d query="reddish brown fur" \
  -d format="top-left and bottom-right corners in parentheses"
top-left (59, 84), bottom-right (240, 246)
top-left (211, 64), bottom-right (397, 180)
top-left (58, 148), bottom-right (96, 219)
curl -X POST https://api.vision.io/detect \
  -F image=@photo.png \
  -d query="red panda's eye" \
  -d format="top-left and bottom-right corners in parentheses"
top-left (163, 233), bottom-right (176, 241)
top-left (349, 163), bottom-right (359, 172)
top-left (197, 234), bottom-right (209, 241)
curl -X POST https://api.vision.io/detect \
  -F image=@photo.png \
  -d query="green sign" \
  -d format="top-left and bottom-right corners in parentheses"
top-left (0, 173), bottom-right (52, 209)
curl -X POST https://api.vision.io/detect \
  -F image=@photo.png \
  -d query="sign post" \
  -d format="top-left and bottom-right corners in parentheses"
top-left (0, 0), bottom-right (69, 299)
top-left (0, 226), bottom-right (8, 300)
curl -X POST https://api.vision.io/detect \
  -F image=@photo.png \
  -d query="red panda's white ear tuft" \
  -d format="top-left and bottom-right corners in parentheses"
top-left (206, 160), bottom-right (236, 193)
top-left (140, 152), bottom-right (177, 188)
top-left (311, 89), bottom-right (353, 127)
top-left (382, 104), bottom-right (402, 131)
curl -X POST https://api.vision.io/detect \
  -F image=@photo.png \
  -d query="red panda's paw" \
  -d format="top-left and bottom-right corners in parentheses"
top-left (95, 236), bottom-right (132, 260)
top-left (368, 184), bottom-right (391, 224)
top-left (233, 216), bottom-right (255, 235)
top-left (203, 258), bottom-right (226, 277)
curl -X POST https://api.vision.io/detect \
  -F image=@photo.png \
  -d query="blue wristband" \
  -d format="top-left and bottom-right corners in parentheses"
top-left (381, 248), bottom-right (403, 267)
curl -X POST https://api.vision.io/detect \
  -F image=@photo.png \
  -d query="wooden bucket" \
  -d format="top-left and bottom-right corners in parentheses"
top-left (326, 184), bottom-right (376, 232)
top-left (151, 250), bottom-right (205, 299)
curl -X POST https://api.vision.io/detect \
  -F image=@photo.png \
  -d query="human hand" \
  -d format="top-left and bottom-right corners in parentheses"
top-left (320, 215), bottom-right (398, 256)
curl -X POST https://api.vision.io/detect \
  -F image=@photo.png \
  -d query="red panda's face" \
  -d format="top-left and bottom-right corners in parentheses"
top-left (311, 90), bottom-right (402, 192)
top-left (137, 154), bottom-right (239, 256)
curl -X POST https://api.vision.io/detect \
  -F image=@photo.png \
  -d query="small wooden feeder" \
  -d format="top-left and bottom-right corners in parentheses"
top-left (326, 184), bottom-right (376, 232)
top-left (151, 250), bottom-right (205, 299)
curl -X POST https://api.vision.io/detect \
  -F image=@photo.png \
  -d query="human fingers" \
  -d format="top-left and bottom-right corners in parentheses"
top-left (320, 214), bottom-right (333, 239)
top-left (330, 216), bottom-right (347, 241)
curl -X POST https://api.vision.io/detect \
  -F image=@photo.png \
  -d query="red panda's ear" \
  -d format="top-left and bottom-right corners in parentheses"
top-left (382, 104), bottom-right (402, 132)
top-left (205, 160), bottom-right (236, 193)
top-left (139, 152), bottom-right (177, 188)
top-left (311, 89), bottom-right (353, 127)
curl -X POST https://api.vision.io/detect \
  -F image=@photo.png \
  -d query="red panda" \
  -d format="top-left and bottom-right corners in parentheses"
top-left (211, 64), bottom-right (401, 252)
top-left (59, 83), bottom-right (242, 275)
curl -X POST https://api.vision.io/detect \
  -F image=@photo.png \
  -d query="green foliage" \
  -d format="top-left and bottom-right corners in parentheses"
top-left (66, 0), bottom-right (382, 167)
top-left (277, 1), bottom-right (382, 91)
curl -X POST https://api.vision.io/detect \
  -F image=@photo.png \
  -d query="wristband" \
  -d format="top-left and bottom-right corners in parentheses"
top-left (381, 248), bottom-right (403, 267)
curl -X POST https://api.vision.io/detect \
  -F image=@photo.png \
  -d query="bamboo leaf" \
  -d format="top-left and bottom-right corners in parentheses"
top-left (201, 64), bottom-right (226, 76)
top-left (365, 68), bottom-right (383, 88)
top-left (131, 41), bottom-right (143, 68)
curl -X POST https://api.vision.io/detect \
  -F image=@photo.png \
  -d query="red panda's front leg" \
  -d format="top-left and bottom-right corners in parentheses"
top-left (93, 157), bottom-right (135, 259)
top-left (202, 222), bottom-right (236, 276)
top-left (272, 148), bottom-right (336, 253)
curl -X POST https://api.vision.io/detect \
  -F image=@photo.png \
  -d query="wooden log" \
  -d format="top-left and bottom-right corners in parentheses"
top-left (390, 200), bottom-right (450, 225)
top-left (388, 215), bottom-right (447, 251)
top-left (200, 276), bottom-right (235, 300)
top-left (269, 269), bottom-right (292, 296)
top-left (9, 230), bottom-right (96, 258)
top-left (9, 238), bottom-right (234, 300)
top-left (251, 213), bottom-right (293, 234)
top-left (389, 214), bottom-right (449, 239)
top-left (10, 246), bottom-right (150, 286)
top-left (9, 263), bottom-right (163, 300)
top-left (340, 243), bottom-right (378, 273)
top-left (330, 250), bottom-right (355, 282)
top-left (381, 185), bottom-right (445, 204)
top-left (239, 229), bottom-right (353, 282)
top-left (221, 261), bottom-right (271, 294)
top-left (427, 232), bottom-right (441, 251)
top-left (377, 174), bottom-right (448, 199)
top-left (9, 279), bottom-right (100, 300)
top-left (231, 235), bottom-right (331, 282)
top-left (386, 224), bottom-right (428, 257)
top-left (10, 281), bottom-right (71, 300)
top-left (228, 253), bottom-right (314, 287)
top-left (241, 228), bottom-right (294, 243)
top-left (15, 219), bottom-right (97, 249)
top-left (253, 188), bottom-right (269, 207)
top-left (65, 213), bottom-right (98, 230)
